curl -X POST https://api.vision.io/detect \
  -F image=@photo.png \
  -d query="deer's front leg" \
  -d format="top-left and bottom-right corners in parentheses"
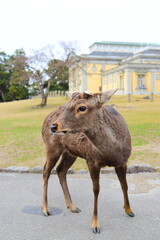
top-left (88, 162), bottom-right (101, 234)
top-left (42, 151), bottom-right (61, 216)
top-left (56, 152), bottom-right (81, 213)
top-left (43, 161), bottom-right (54, 216)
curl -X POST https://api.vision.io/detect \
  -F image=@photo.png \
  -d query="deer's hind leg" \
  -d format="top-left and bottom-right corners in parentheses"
top-left (115, 164), bottom-right (134, 217)
top-left (56, 152), bottom-right (80, 213)
top-left (42, 147), bottom-right (63, 216)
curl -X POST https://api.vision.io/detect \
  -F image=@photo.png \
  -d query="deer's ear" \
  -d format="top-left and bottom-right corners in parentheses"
top-left (96, 89), bottom-right (118, 105)
top-left (66, 92), bottom-right (72, 98)
top-left (67, 91), bottom-right (79, 99)
top-left (83, 91), bottom-right (92, 99)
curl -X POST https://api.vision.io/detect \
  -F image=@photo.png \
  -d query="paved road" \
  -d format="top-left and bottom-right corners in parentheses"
top-left (0, 172), bottom-right (160, 240)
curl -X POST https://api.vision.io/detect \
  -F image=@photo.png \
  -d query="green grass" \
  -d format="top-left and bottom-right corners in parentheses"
top-left (0, 96), bottom-right (160, 170)
top-left (0, 97), bottom-right (67, 168)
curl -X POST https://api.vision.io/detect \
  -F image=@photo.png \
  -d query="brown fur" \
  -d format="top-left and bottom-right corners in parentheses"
top-left (42, 90), bottom-right (134, 234)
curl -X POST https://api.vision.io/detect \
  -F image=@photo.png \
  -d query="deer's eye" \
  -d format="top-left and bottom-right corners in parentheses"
top-left (77, 106), bottom-right (87, 112)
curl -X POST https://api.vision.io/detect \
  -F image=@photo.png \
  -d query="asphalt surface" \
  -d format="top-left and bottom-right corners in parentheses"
top-left (0, 172), bottom-right (160, 240)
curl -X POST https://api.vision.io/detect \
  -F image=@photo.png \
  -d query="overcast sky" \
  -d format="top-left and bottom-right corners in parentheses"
top-left (1, 0), bottom-right (160, 55)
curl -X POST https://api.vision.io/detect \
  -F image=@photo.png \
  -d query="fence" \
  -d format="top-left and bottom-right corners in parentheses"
top-left (32, 91), bottom-right (67, 99)
top-left (34, 91), bottom-right (160, 102)
top-left (112, 93), bottom-right (160, 102)
top-left (48, 90), bottom-right (67, 97)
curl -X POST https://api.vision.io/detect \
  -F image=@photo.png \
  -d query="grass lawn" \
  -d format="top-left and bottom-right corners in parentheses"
top-left (0, 95), bottom-right (160, 170)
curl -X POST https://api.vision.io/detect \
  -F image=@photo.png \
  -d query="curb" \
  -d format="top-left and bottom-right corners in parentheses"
top-left (0, 164), bottom-right (159, 174)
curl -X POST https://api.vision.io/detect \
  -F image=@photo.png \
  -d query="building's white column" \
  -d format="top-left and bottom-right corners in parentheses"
top-left (75, 68), bottom-right (79, 91)
top-left (151, 71), bottom-right (156, 93)
top-left (116, 72), bottom-right (119, 90)
top-left (69, 69), bottom-right (74, 92)
top-left (82, 62), bottom-right (88, 91)
top-left (101, 63), bottom-right (105, 92)
top-left (125, 69), bottom-right (132, 94)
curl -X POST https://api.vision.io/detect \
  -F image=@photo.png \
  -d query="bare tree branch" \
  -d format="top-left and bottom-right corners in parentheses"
top-left (28, 42), bottom-right (80, 107)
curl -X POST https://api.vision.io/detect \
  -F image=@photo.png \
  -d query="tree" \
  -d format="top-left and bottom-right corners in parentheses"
top-left (49, 64), bottom-right (69, 91)
top-left (0, 52), bottom-right (10, 102)
top-left (9, 49), bottom-right (30, 85)
top-left (46, 59), bottom-right (69, 91)
top-left (7, 85), bottom-right (29, 100)
top-left (28, 48), bottom-right (51, 107)
top-left (28, 42), bottom-right (79, 107)
top-left (6, 49), bottom-right (30, 101)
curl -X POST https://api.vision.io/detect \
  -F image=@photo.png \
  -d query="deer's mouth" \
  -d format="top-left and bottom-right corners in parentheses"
top-left (50, 124), bottom-right (78, 135)
top-left (59, 130), bottom-right (68, 134)
top-left (51, 131), bottom-right (67, 136)
top-left (50, 124), bottom-right (69, 134)
top-left (55, 131), bottom-right (67, 135)
top-left (52, 130), bottom-right (69, 135)
top-left (53, 129), bottom-right (78, 135)
top-left (57, 130), bottom-right (77, 135)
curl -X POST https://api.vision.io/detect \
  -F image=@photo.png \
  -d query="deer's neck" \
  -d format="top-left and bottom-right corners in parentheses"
top-left (84, 112), bottom-right (117, 157)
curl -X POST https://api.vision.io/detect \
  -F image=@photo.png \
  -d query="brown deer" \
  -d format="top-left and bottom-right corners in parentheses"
top-left (42, 89), bottom-right (134, 234)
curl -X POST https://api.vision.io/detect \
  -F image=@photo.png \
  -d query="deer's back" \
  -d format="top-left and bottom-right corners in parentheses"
top-left (103, 105), bottom-right (131, 140)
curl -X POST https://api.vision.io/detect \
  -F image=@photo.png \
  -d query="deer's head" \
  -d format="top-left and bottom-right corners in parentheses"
top-left (50, 89), bottom-right (117, 135)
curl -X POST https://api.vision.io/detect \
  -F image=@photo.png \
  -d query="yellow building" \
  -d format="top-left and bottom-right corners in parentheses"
top-left (69, 41), bottom-right (160, 94)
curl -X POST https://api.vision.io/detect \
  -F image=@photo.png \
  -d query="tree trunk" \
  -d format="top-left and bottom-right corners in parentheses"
top-left (0, 90), bottom-right (5, 102)
top-left (39, 79), bottom-right (52, 107)
top-left (40, 94), bottom-right (48, 107)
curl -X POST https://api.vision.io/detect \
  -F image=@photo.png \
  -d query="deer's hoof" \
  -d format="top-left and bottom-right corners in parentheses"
top-left (67, 206), bottom-right (81, 213)
top-left (127, 212), bottom-right (135, 217)
top-left (43, 211), bottom-right (52, 217)
top-left (92, 227), bottom-right (101, 234)
top-left (71, 207), bottom-right (81, 213)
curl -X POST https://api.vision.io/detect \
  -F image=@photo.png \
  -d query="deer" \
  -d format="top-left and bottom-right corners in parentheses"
top-left (42, 89), bottom-right (134, 234)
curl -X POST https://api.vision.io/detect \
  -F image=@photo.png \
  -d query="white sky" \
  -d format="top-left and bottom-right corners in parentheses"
top-left (1, 0), bottom-right (160, 55)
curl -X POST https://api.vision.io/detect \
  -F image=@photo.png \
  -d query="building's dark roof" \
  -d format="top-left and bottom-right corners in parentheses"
top-left (88, 51), bottom-right (133, 58)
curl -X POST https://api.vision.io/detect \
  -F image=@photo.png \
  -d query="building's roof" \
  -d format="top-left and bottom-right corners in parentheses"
top-left (89, 41), bottom-right (160, 48)
top-left (141, 49), bottom-right (160, 55)
top-left (121, 48), bottom-right (160, 64)
top-left (80, 44), bottom-right (160, 64)
top-left (88, 51), bottom-right (133, 58)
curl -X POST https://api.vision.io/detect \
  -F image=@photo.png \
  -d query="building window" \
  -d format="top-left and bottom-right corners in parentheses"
top-left (137, 74), bottom-right (146, 89)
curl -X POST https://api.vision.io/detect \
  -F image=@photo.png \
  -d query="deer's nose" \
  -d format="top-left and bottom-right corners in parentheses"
top-left (50, 124), bottom-right (58, 133)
